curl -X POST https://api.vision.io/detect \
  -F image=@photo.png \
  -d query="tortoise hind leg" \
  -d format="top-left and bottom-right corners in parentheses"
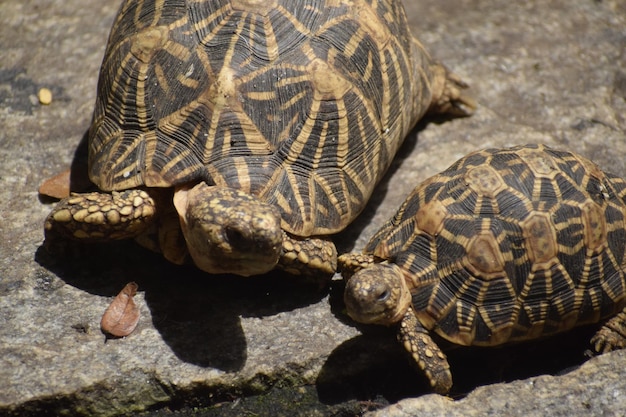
top-left (45, 189), bottom-right (156, 242)
top-left (412, 33), bottom-right (475, 118)
top-left (399, 307), bottom-right (452, 394)
top-left (278, 232), bottom-right (337, 280)
top-left (591, 307), bottom-right (626, 353)
top-left (427, 62), bottom-right (476, 117)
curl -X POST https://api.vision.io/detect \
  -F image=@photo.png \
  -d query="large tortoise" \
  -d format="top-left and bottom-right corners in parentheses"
top-left (44, 0), bottom-right (473, 278)
top-left (341, 144), bottom-right (626, 393)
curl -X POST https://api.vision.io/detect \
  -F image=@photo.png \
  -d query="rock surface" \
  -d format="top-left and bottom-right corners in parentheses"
top-left (1, 0), bottom-right (625, 416)
top-left (367, 349), bottom-right (626, 417)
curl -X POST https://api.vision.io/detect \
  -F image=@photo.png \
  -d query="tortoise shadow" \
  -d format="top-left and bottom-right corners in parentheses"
top-left (36, 128), bottom-right (329, 373)
top-left (316, 328), bottom-right (432, 406)
top-left (317, 310), bottom-right (599, 406)
top-left (35, 238), bottom-right (327, 373)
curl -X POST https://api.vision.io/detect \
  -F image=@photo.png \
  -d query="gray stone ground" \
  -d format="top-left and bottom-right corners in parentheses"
top-left (367, 349), bottom-right (626, 417)
top-left (1, 0), bottom-right (625, 416)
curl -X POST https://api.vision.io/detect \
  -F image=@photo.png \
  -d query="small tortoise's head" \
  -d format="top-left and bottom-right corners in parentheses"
top-left (174, 182), bottom-right (283, 276)
top-left (343, 263), bottom-right (411, 326)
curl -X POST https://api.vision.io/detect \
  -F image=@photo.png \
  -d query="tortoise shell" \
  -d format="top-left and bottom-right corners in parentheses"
top-left (88, 0), bottom-right (445, 237)
top-left (366, 144), bottom-right (626, 346)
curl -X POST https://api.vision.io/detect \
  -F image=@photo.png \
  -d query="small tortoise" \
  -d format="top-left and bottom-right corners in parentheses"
top-left (341, 144), bottom-right (626, 393)
top-left (44, 0), bottom-right (473, 278)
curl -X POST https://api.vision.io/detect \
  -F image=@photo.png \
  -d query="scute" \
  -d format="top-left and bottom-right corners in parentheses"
top-left (466, 231), bottom-right (505, 275)
top-left (520, 212), bottom-right (558, 265)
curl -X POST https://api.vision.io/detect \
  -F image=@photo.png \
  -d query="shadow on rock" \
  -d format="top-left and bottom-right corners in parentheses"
top-left (316, 331), bottom-right (432, 407)
top-left (35, 239), bottom-right (327, 373)
top-left (444, 324), bottom-right (599, 398)
top-left (318, 316), bottom-right (600, 405)
top-left (36, 127), bottom-right (329, 373)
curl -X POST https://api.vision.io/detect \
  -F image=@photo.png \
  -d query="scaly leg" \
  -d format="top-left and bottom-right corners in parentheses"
top-left (398, 307), bottom-right (452, 394)
top-left (278, 232), bottom-right (337, 279)
top-left (45, 189), bottom-right (156, 242)
top-left (337, 252), bottom-right (376, 279)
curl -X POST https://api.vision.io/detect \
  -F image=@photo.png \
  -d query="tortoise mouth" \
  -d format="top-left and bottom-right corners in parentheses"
top-left (198, 252), bottom-right (281, 277)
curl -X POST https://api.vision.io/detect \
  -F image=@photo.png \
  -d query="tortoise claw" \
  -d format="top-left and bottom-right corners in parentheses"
top-left (591, 309), bottom-right (626, 354)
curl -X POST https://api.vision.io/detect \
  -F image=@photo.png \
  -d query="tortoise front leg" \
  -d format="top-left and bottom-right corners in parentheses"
top-left (278, 232), bottom-right (337, 279)
top-left (398, 307), bottom-right (452, 394)
top-left (45, 189), bottom-right (156, 242)
top-left (337, 252), bottom-right (376, 279)
top-left (591, 307), bottom-right (626, 353)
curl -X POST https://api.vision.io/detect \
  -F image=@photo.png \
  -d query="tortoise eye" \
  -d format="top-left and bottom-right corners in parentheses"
top-left (377, 289), bottom-right (390, 302)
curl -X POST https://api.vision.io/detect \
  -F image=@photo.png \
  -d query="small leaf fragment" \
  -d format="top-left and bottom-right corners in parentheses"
top-left (39, 169), bottom-right (71, 199)
top-left (100, 282), bottom-right (140, 338)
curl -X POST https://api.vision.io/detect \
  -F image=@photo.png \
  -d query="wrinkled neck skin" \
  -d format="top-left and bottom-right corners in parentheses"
top-left (173, 182), bottom-right (284, 277)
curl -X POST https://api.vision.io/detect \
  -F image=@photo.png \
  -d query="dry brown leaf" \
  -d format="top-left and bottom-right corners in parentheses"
top-left (100, 282), bottom-right (140, 338)
top-left (38, 169), bottom-right (71, 199)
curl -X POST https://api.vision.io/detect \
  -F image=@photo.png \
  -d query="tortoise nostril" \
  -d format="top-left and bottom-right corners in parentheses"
top-left (225, 226), bottom-right (247, 248)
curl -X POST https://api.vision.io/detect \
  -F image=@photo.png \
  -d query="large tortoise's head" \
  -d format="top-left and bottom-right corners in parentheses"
top-left (343, 263), bottom-right (411, 326)
top-left (174, 183), bottom-right (283, 277)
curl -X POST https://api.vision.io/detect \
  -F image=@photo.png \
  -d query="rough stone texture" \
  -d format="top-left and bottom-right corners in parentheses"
top-left (367, 349), bottom-right (626, 417)
top-left (1, 0), bottom-right (625, 416)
